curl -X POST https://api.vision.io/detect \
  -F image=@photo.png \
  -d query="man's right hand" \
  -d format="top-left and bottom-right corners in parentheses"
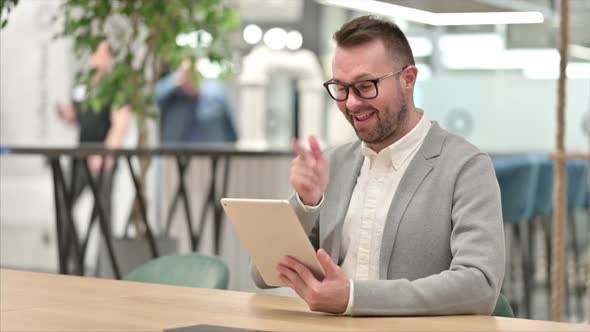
top-left (290, 136), bottom-right (329, 206)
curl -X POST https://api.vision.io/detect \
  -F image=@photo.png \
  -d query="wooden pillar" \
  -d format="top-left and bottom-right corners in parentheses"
top-left (551, 0), bottom-right (569, 322)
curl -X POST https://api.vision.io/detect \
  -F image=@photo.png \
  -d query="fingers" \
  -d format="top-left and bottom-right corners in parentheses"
top-left (291, 161), bottom-right (319, 181)
top-left (291, 137), bottom-right (326, 206)
top-left (290, 173), bottom-right (318, 192)
top-left (291, 138), bottom-right (322, 181)
top-left (294, 137), bottom-right (325, 162)
top-left (291, 140), bottom-right (316, 180)
top-left (277, 263), bottom-right (309, 301)
top-left (277, 264), bottom-right (303, 287)
top-left (285, 256), bottom-right (321, 288)
top-left (277, 256), bottom-right (322, 307)
top-left (316, 249), bottom-right (338, 276)
top-left (308, 136), bottom-right (325, 162)
top-left (292, 139), bottom-right (310, 161)
top-left (278, 273), bottom-right (296, 290)
top-left (290, 157), bottom-right (321, 196)
top-left (277, 272), bottom-right (309, 306)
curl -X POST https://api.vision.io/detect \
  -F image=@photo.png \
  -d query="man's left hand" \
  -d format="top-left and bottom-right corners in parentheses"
top-left (277, 248), bottom-right (350, 314)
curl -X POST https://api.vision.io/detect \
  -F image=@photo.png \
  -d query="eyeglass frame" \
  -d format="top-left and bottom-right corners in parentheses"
top-left (323, 65), bottom-right (409, 102)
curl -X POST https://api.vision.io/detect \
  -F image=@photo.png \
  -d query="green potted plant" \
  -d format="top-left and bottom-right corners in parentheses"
top-left (56, 0), bottom-right (237, 222)
top-left (53, 0), bottom-right (238, 277)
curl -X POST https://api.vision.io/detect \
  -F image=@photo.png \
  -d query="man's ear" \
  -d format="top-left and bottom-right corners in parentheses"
top-left (402, 65), bottom-right (418, 90)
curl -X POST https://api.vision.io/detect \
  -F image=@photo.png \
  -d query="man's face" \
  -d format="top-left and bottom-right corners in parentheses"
top-left (332, 39), bottom-right (409, 151)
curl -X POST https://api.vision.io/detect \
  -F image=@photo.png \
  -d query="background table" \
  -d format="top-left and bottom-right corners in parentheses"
top-left (1, 269), bottom-right (588, 331)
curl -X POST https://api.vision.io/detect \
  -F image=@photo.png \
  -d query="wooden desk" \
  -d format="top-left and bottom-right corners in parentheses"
top-left (1, 269), bottom-right (588, 331)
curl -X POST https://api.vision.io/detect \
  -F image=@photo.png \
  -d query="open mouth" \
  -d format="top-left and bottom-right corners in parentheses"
top-left (352, 111), bottom-right (375, 123)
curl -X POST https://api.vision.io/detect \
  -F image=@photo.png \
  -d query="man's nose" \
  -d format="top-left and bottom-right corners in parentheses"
top-left (345, 90), bottom-right (364, 111)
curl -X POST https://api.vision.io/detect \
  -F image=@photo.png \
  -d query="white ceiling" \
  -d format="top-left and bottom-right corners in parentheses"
top-left (384, 0), bottom-right (589, 48)
top-left (230, 0), bottom-right (589, 56)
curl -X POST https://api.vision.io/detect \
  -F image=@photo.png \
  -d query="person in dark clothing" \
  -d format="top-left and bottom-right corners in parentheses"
top-left (56, 40), bottom-right (132, 222)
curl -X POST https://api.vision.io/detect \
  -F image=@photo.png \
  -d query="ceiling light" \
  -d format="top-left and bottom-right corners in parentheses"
top-left (433, 12), bottom-right (543, 26)
top-left (316, 0), bottom-right (544, 26)
top-left (263, 27), bottom-right (287, 50)
top-left (439, 33), bottom-right (505, 58)
top-left (286, 30), bottom-right (303, 50)
top-left (443, 48), bottom-right (559, 70)
top-left (243, 24), bottom-right (263, 45)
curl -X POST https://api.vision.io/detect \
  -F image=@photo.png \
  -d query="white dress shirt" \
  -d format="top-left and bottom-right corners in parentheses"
top-left (341, 112), bottom-right (431, 314)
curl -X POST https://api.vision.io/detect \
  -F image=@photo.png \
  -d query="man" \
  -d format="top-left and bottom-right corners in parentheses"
top-left (56, 40), bottom-right (132, 220)
top-left (155, 59), bottom-right (238, 144)
top-left (154, 60), bottom-right (237, 248)
top-left (251, 15), bottom-right (505, 316)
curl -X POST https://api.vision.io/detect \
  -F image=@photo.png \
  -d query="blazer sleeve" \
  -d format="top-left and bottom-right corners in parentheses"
top-left (289, 194), bottom-right (321, 236)
top-left (351, 154), bottom-right (505, 316)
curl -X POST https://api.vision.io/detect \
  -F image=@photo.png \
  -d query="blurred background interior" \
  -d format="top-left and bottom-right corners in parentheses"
top-left (0, 0), bottom-right (588, 323)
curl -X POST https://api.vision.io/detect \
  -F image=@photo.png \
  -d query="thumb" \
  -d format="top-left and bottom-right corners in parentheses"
top-left (316, 248), bottom-right (338, 276)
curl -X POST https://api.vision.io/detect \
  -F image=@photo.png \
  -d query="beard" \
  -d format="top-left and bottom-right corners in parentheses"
top-left (345, 98), bottom-right (409, 146)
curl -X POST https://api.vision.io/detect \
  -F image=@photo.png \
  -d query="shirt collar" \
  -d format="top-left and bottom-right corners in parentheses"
top-left (361, 111), bottom-right (431, 170)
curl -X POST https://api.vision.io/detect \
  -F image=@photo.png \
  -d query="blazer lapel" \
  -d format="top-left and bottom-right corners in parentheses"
top-left (379, 122), bottom-right (446, 278)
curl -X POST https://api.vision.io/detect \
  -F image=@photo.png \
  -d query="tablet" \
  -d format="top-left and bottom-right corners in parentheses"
top-left (221, 198), bottom-right (325, 287)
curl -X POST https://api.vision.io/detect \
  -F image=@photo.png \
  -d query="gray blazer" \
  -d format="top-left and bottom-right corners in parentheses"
top-left (251, 122), bottom-right (505, 316)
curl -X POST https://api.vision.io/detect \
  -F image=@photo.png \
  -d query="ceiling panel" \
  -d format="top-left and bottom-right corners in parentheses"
top-left (386, 0), bottom-right (508, 13)
top-left (229, 0), bottom-right (304, 23)
top-left (386, 0), bottom-right (589, 48)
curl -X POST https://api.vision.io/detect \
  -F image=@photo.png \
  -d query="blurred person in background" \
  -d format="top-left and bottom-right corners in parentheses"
top-left (155, 59), bottom-right (237, 144)
top-left (153, 59), bottom-right (238, 236)
top-left (56, 40), bottom-right (132, 223)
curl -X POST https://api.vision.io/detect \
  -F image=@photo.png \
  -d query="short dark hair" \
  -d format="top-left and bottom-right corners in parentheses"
top-left (333, 15), bottom-right (415, 66)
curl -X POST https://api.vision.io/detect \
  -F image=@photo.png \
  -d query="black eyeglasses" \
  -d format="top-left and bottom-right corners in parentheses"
top-left (323, 65), bottom-right (409, 102)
